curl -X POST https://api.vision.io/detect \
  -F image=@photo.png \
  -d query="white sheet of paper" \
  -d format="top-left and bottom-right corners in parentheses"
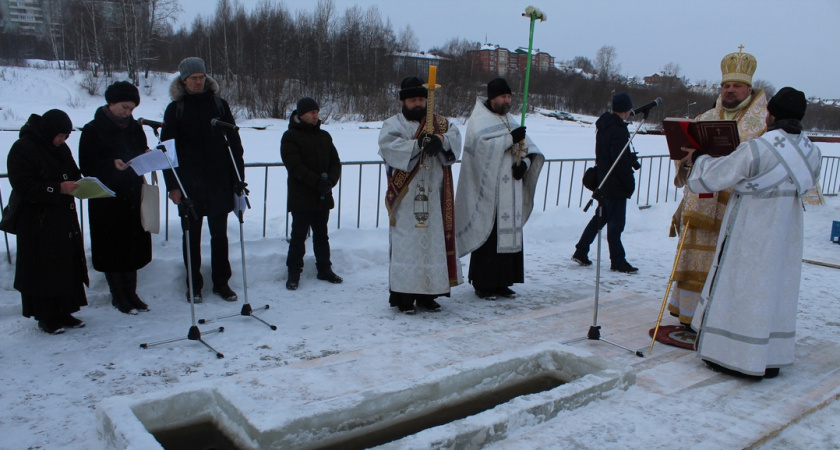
top-left (130, 139), bottom-right (178, 176)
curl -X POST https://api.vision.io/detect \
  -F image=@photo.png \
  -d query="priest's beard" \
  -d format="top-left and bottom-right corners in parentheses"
top-left (491, 101), bottom-right (511, 115)
top-left (402, 105), bottom-right (427, 121)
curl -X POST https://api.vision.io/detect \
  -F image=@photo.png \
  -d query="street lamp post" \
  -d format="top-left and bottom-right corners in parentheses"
top-left (686, 100), bottom-right (697, 118)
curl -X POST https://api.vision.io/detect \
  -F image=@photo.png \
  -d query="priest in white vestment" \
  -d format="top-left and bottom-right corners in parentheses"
top-left (379, 76), bottom-right (462, 315)
top-left (668, 47), bottom-right (768, 326)
top-left (455, 78), bottom-right (544, 300)
top-left (683, 87), bottom-right (821, 378)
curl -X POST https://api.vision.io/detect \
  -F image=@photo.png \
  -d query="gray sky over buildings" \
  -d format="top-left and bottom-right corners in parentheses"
top-left (176, 0), bottom-right (840, 99)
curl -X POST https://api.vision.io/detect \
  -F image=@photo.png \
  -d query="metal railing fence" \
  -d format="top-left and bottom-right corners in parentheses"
top-left (2, 155), bottom-right (839, 262)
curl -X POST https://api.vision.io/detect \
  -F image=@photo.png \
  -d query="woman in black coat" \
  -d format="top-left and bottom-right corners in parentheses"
top-left (7, 109), bottom-right (89, 334)
top-left (79, 81), bottom-right (152, 314)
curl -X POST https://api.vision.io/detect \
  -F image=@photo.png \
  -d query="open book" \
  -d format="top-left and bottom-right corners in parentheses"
top-left (72, 177), bottom-right (116, 199)
top-left (662, 118), bottom-right (739, 160)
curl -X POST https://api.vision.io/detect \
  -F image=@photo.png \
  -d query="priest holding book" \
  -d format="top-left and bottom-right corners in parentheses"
top-left (681, 87), bottom-right (821, 378)
top-left (666, 47), bottom-right (768, 327)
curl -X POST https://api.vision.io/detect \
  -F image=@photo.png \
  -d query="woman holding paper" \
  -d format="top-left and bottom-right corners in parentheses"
top-left (7, 109), bottom-right (89, 334)
top-left (79, 81), bottom-right (152, 315)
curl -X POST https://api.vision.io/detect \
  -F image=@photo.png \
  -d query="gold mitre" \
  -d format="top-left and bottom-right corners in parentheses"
top-left (720, 46), bottom-right (757, 86)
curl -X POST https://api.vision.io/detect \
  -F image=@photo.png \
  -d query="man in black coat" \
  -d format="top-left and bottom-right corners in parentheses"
top-left (280, 97), bottom-right (342, 290)
top-left (572, 92), bottom-right (638, 273)
top-left (161, 57), bottom-right (245, 303)
top-left (7, 109), bottom-right (89, 334)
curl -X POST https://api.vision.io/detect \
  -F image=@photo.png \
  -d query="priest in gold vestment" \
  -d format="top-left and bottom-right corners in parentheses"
top-left (667, 48), bottom-right (768, 327)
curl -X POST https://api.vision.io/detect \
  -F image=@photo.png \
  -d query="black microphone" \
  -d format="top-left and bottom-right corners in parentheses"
top-left (630, 97), bottom-right (663, 116)
top-left (138, 118), bottom-right (164, 128)
top-left (211, 118), bottom-right (239, 131)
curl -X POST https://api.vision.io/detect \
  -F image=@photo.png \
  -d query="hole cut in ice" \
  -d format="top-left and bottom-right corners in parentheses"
top-left (98, 344), bottom-right (634, 449)
top-left (152, 421), bottom-right (239, 450)
top-left (317, 374), bottom-right (564, 449)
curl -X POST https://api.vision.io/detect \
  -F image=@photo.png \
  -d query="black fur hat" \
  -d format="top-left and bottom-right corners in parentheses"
top-left (399, 76), bottom-right (427, 100)
top-left (768, 87), bottom-right (807, 121)
top-left (105, 81), bottom-right (140, 106)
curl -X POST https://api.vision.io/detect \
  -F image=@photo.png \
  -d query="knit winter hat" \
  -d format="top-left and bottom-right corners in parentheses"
top-left (104, 81), bottom-right (140, 106)
top-left (179, 57), bottom-right (206, 81)
top-left (767, 87), bottom-right (807, 121)
top-left (296, 97), bottom-right (320, 116)
top-left (40, 109), bottom-right (73, 140)
top-left (612, 92), bottom-right (633, 113)
top-left (399, 76), bottom-right (427, 100)
top-left (487, 78), bottom-right (512, 100)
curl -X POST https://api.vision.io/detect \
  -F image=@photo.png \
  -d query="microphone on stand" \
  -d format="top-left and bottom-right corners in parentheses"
top-left (630, 97), bottom-right (663, 116)
top-left (138, 118), bottom-right (164, 128)
top-left (210, 118), bottom-right (239, 131)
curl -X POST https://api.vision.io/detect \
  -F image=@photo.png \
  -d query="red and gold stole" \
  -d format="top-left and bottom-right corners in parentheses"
top-left (384, 115), bottom-right (459, 286)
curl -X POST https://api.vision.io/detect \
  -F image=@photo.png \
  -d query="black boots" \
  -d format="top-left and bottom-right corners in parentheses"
top-left (123, 271), bottom-right (150, 311)
top-left (105, 271), bottom-right (149, 314)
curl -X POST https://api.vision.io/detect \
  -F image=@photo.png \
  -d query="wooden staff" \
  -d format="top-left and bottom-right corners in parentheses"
top-left (649, 220), bottom-right (690, 356)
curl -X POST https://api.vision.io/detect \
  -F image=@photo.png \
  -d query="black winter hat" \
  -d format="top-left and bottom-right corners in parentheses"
top-left (612, 92), bottom-right (633, 113)
top-left (487, 78), bottom-right (512, 100)
top-left (105, 81), bottom-right (140, 106)
top-left (40, 109), bottom-right (73, 140)
top-left (399, 76), bottom-right (427, 100)
top-left (768, 86), bottom-right (807, 121)
top-left (296, 97), bottom-right (320, 116)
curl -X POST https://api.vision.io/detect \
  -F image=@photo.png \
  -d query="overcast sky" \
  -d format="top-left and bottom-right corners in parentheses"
top-left (175, 0), bottom-right (840, 100)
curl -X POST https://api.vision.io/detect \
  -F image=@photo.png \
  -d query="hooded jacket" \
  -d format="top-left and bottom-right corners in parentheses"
top-left (160, 76), bottom-right (245, 217)
top-left (595, 111), bottom-right (635, 199)
top-left (7, 114), bottom-right (89, 298)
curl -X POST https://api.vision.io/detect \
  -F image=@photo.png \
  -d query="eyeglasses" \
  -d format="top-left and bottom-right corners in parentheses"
top-left (186, 75), bottom-right (206, 82)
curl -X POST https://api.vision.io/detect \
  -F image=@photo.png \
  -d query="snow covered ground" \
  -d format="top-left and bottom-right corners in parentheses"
top-left (0, 64), bottom-right (839, 449)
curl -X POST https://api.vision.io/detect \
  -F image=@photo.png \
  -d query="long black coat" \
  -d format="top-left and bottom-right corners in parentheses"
top-left (280, 113), bottom-right (341, 212)
top-left (7, 114), bottom-right (89, 301)
top-left (161, 76), bottom-right (245, 217)
top-left (595, 111), bottom-right (636, 199)
top-left (78, 106), bottom-right (152, 272)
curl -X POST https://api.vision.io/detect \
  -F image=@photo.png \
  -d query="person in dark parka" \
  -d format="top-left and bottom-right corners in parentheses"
top-left (280, 97), bottom-right (342, 290)
top-left (79, 81), bottom-right (153, 315)
top-left (7, 109), bottom-right (89, 334)
top-left (161, 57), bottom-right (245, 303)
top-left (572, 92), bottom-right (639, 273)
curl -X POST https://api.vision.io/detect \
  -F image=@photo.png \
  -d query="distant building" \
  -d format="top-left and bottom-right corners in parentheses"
top-left (469, 43), bottom-right (555, 77)
top-left (0, 0), bottom-right (54, 35)
top-left (390, 51), bottom-right (449, 81)
top-left (643, 73), bottom-right (685, 89)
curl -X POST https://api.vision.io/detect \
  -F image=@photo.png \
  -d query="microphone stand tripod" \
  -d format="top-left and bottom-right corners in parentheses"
top-left (139, 126), bottom-right (225, 358)
top-left (198, 124), bottom-right (276, 330)
top-left (562, 111), bottom-right (652, 358)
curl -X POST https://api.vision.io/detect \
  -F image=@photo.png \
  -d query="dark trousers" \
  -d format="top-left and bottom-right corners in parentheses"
top-left (181, 212), bottom-right (231, 291)
top-left (575, 198), bottom-right (627, 265)
top-left (287, 210), bottom-right (331, 275)
top-left (468, 220), bottom-right (524, 289)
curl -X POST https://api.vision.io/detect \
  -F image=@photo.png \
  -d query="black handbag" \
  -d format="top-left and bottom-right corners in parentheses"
top-left (0, 191), bottom-right (21, 234)
top-left (582, 166), bottom-right (598, 191)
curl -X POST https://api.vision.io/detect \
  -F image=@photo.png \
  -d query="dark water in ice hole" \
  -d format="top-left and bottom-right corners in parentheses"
top-left (149, 375), bottom-right (564, 450)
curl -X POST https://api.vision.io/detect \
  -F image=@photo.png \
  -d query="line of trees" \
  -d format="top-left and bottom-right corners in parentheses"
top-left (2, 0), bottom-right (839, 130)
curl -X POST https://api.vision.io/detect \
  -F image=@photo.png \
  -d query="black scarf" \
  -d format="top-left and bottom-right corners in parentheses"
top-left (767, 118), bottom-right (803, 135)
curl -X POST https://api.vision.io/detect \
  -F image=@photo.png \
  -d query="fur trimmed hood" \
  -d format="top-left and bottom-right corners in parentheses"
top-left (168, 75), bottom-right (221, 101)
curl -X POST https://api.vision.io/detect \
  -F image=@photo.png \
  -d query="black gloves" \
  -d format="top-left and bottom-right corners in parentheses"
top-left (510, 126), bottom-right (526, 143)
top-left (419, 132), bottom-right (443, 156)
top-left (233, 181), bottom-right (249, 196)
top-left (512, 161), bottom-right (528, 180)
top-left (317, 176), bottom-right (332, 196)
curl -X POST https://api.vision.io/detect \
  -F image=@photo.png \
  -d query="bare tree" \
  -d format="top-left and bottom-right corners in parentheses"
top-left (752, 79), bottom-right (776, 98)
top-left (396, 24), bottom-right (419, 52)
top-left (569, 56), bottom-right (594, 74)
top-left (594, 45), bottom-right (621, 81)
